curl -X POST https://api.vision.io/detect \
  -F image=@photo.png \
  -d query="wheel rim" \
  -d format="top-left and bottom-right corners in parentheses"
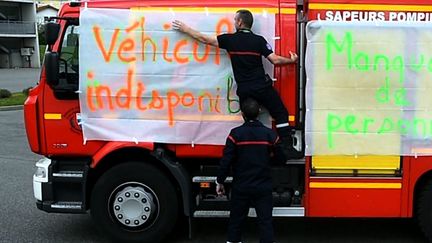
top-left (109, 182), bottom-right (159, 230)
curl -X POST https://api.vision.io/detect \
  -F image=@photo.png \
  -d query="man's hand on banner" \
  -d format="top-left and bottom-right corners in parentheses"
top-left (172, 20), bottom-right (189, 33)
top-left (172, 20), bottom-right (219, 47)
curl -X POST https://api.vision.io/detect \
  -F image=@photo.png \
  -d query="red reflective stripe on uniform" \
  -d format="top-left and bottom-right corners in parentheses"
top-left (228, 135), bottom-right (236, 143)
top-left (236, 141), bottom-right (272, 145)
top-left (229, 51), bottom-right (261, 56)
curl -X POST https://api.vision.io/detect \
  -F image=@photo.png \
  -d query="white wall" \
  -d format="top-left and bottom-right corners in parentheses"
top-left (36, 8), bottom-right (58, 24)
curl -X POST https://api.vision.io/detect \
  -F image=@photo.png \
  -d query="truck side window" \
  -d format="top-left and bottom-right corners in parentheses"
top-left (57, 24), bottom-right (79, 96)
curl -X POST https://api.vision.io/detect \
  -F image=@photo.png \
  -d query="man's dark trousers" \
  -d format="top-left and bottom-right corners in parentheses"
top-left (228, 188), bottom-right (274, 243)
top-left (237, 85), bottom-right (291, 137)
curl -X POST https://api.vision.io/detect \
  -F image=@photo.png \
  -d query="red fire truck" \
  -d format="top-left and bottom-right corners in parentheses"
top-left (26, 0), bottom-right (432, 242)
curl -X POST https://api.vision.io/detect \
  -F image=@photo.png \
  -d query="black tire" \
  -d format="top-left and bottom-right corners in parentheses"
top-left (91, 162), bottom-right (178, 243)
top-left (416, 179), bottom-right (432, 241)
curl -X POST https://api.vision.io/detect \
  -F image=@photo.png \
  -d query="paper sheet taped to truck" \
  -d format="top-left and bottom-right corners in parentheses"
top-left (306, 21), bottom-right (432, 156)
top-left (78, 8), bottom-right (275, 144)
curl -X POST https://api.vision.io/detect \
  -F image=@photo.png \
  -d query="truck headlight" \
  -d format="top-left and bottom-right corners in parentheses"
top-left (34, 167), bottom-right (47, 179)
top-left (34, 158), bottom-right (51, 183)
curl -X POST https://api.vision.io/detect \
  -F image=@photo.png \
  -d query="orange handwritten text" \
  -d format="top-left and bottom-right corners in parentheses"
top-left (92, 17), bottom-right (234, 65)
top-left (193, 41), bottom-right (210, 63)
top-left (93, 26), bottom-right (119, 62)
top-left (174, 39), bottom-right (189, 64)
top-left (86, 69), bottom-right (222, 126)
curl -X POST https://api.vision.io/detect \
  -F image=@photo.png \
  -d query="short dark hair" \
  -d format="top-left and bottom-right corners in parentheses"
top-left (236, 9), bottom-right (253, 29)
top-left (241, 98), bottom-right (260, 120)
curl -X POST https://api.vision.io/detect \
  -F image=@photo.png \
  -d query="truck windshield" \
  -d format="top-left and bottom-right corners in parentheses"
top-left (59, 24), bottom-right (79, 89)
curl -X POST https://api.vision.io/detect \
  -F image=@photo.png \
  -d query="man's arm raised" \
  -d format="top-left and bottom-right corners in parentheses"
top-left (267, 51), bottom-right (298, 65)
top-left (172, 20), bottom-right (218, 47)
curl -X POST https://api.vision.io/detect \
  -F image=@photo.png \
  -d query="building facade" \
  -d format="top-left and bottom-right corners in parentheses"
top-left (0, 0), bottom-right (40, 68)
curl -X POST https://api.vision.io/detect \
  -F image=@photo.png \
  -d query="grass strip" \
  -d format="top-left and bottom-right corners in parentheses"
top-left (0, 92), bottom-right (27, 107)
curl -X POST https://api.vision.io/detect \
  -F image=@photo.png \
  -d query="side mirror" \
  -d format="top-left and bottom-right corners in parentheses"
top-left (45, 22), bottom-right (60, 45)
top-left (45, 52), bottom-right (59, 86)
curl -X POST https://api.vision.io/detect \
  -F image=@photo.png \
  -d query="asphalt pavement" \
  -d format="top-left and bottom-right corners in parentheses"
top-left (0, 109), bottom-right (427, 242)
top-left (0, 68), bottom-right (40, 93)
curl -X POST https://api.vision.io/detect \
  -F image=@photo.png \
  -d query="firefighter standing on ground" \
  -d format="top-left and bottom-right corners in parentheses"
top-left (216, 98), bottom-right (283, 243)
top-left (173, 9), bottom-right (301, 159)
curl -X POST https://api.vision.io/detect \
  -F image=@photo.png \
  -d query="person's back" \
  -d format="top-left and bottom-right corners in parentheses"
top-left (218, 30), bottom-right (271, 88)
top-left (228, 120), bottom-right (276, 192)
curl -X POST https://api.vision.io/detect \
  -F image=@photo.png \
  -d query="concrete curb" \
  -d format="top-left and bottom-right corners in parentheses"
top-left (0, 105), bottom-right (24, 111)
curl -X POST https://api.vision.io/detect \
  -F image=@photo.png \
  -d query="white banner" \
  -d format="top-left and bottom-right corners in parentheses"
top-left (79, 8), bottom-right (275, 144)
top-left (306, 21), bottom-right (432, 155)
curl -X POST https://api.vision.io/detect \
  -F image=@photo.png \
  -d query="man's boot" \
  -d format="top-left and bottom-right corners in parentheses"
top-left (276, 126), bottom-right (303, 160)
top-left (280, 135), bottom-right (303, 160)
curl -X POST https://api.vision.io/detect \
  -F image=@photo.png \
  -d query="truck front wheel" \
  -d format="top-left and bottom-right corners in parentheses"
top-left (91, 162), bottom-right (178, 243)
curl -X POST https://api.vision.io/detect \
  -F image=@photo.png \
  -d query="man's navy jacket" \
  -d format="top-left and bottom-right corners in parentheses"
top-left (217, 120), bottom-right (283, 191)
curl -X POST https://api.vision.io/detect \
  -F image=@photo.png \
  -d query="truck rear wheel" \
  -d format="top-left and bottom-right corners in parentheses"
top-left (416, 178), bottom-right (432, 241)
top-left (91, 162), bottom-right (178, 243)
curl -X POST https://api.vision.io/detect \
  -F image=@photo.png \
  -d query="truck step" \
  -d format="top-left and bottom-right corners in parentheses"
top-left (285, 158), bottom-right (306, 165)
top-left (52, 171), bottom-right (84, 178)
top-left (37, 201), bottom-right (85, 214)
top-left (52, 171), bottom-right (84, 183)
top-left (193, 207), bottom-right (305, 218)
top-left (51, 201), bottom-right (83, 210)
top-left (192, 176), bottom-right (233, 183)
top-left (193, 210), bottom-right (230, 218)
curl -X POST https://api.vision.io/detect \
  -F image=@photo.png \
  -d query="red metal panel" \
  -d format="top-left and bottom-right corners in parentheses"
top-left (91, 141), bottom-right (154, 168)
top-left (38, 67), bottom-right (48, 155)
top-left (308, 187), bottom-right (402, 217)
top-left (278, 2), bottom-right (298, 127)
top-left (304, 151), bottom-right (432, 219)
top-left (175, 144), bottom-right (224, 158)
top-left (303, 155), bottom-right (432, 219)
top-left (43, 87), bottom-right (105, 156)
top-left (24, 85), bottom-right (40, 153)
top-left (307, 177), bottom-right (403, 217)
top-left (400, 157), bottom-right (411, 217)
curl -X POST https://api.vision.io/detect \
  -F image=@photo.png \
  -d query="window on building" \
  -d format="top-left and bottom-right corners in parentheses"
top-left (0, 4), bottom-right (21, 21)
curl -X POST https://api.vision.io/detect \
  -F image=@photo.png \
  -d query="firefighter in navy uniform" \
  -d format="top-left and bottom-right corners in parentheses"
top-left (173, 9), bottom-right (302, 159)
top-left (216, 98), bottom-right (284, 243)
